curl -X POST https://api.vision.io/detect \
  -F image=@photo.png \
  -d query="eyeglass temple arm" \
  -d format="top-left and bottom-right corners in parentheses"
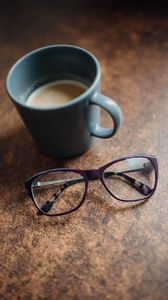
top-left (104, 171), bottom-right (153, 196)
top-left (105, 161), bottom-right (153, 196)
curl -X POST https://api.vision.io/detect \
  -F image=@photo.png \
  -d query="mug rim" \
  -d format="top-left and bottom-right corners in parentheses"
top-left (6, 44), bottom-right (100, 111)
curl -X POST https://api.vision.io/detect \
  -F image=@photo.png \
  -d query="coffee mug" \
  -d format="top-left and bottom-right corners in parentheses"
top-left (6, 45), bottom-right (122, 158)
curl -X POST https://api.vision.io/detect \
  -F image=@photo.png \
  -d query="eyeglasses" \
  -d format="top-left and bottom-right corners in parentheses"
top-left (25, 154), bottom-right (158, 217)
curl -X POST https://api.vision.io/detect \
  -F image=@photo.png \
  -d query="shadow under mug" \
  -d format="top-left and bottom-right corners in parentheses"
top-left (6, 45), bottom-right (122, 158)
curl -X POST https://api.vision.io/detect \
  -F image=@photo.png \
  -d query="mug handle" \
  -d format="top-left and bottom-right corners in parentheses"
top-left (89, 93), bottom-right (122, 138)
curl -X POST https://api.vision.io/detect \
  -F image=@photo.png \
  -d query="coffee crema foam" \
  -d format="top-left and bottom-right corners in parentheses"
top-left (26, 80), bottom-right (87, 108)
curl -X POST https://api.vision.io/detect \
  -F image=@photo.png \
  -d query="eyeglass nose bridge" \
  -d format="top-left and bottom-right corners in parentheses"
top-left (85, 169), bottom-right (102, 181)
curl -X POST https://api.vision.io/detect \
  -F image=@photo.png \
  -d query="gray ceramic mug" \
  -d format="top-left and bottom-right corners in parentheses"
top-left (6, 45), bottom-right (122, 158)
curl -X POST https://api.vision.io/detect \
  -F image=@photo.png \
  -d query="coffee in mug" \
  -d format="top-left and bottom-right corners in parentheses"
top-left (26, 80), bottom-right (87, 108)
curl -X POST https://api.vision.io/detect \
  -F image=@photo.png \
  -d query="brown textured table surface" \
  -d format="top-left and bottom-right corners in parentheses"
top-left (0, 1), bottom-right (168, 299)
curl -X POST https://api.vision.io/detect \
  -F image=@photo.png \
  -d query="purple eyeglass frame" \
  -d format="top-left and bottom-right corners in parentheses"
top-left (25, 154), bottom-right (158, 217)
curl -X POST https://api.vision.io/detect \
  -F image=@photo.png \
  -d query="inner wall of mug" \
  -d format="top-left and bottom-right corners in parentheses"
top-left (7, 46), bottom-right (98, 104)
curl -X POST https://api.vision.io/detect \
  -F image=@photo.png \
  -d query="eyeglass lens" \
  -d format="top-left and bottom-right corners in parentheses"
top-left (32, 171), bottom-right (85, 215)
top-left (103, 157), bottom-right (155, 201)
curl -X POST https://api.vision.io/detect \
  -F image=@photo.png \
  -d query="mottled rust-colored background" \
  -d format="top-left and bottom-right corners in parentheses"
top-left (0, 1), bottom-right (168, 299)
